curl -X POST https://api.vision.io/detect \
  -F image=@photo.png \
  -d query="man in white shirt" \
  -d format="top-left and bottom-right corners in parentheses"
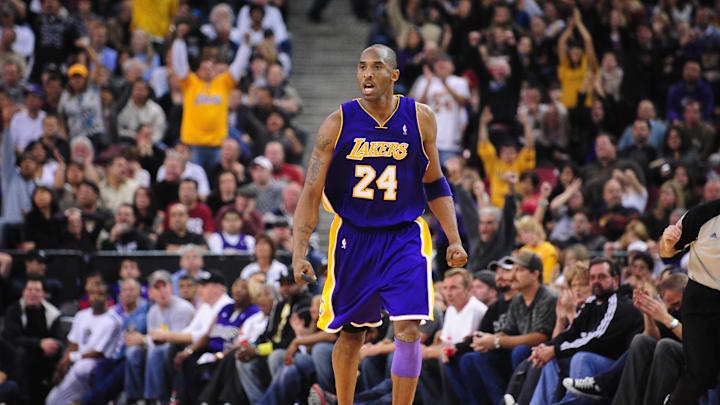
top-left (9, 84), bottom-right (46, 151)
top-left (156, 143), bottom-right (211, 199)
top-left (46, 283), bottom-right (122, 405)
top-left (439, 268), bottom-right (488, 348)
top-left (410, 53), bottom-right (470, 163)
top-left (116, 80), bottom-right (167, 143)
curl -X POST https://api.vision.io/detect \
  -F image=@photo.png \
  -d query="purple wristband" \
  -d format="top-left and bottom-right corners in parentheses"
top-left (424, 177), bottom-right (452, 201)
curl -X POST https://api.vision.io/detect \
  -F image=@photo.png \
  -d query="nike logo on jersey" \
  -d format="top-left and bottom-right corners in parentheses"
top-left (346, 138), bottom-right (409, 161)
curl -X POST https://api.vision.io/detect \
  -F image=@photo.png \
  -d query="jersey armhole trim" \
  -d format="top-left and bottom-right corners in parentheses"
top-left (333, 105), bottom-right (343, 149)
top-left (415, 102), bottom-right (430, 162)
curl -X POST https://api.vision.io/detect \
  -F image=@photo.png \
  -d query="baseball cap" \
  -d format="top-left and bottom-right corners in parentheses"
top-left (506, 251), bottom-right (543, 273)
top-left (474, 270), bottom-right (497, 291)
top-left (68, 64), bottom-right (89, 78)
top-left (25, 83), bottom-right (44, 97)
top-left (489, 259), bottom-right (513, 271)
top-left (251, 156), bottom-right (273, 171)
top-left (197, 270), bottom-right (226, 286)
top-left (148, 270), bottom-right (172, 287)
top-left (26, 249), bottom-right (48, 263)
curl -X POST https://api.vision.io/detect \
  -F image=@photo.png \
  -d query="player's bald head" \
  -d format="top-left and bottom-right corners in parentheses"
top-left (361, 44), bottom-right (398, 70)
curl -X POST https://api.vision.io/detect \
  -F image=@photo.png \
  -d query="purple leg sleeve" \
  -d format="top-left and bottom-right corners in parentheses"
top-left (391, 337), bottom-right (422, 378)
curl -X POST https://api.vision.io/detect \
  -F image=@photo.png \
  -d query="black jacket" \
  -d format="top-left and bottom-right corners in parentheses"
top-left (548, 292), bottom-right (642, 360)
top-left (2, 299), bottom-right (63, 350)
top-left (256, 291), bottom-right (312, 351)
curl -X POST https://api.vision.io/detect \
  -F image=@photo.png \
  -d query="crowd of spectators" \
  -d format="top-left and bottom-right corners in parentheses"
top-left (0, 0), bottom-right (718, 403)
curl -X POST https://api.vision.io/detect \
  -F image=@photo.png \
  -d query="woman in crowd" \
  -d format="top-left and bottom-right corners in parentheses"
top-left (207, 171), bottom-right (239, 214)
top-left (643, 180), bottom-right (685, 240)
top-left (132, 186), bottom-right (161, 240)
top-left (239, 233), bottom-right (287, 288)
top-left (23, 186), bottom-right (61, 249)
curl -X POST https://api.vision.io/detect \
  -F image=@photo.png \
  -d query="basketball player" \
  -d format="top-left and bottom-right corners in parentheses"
top-left (292, 45), bottom-right (467, 405)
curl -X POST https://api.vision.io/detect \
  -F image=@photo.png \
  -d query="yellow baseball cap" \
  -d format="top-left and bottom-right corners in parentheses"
top-left (67, 64), bottom-right (89, 77)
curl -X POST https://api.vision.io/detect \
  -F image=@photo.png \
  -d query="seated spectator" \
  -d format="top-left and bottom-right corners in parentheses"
top-left (260, 109), bottom-right (305, 163)
top-left (517, 215), bottom-right (559, 286)
top-left (206, 138), bottom-right (245, 192)
top-left (9, 83), bottom-right (46, 152)
top-left (208, 209), bottom-right (255, 254)
top-left (266, 63), bottom-right (303, 117)
top-left (651, 126), bottom-right (699, 180)
top-left (46, 283), bottom-right (122, 405)
top-left (2, 276), bottom-right (62, 403)
top-left (516, 171), bottom-right (544, 216)
top-left (206, 170), bottom-right (238, 215)
top-left (147, 271), bottom-right (233, 402)
top-left (245, 156), bottom-right (285, 214)
top-left (132, 186), bottom-right (161, 240)
top-left (525, 258), bottom-right (642, 405)
top-left (7, 249), bottom-right (62, 306)
top-left (75, 180), bottom-right (112, 237)
top-left (265, 181), bottom-right (301, 227)
top-left (25, 140), bottom-right (60, 188)
top-left (39, 114), bottom-right (70, 166)
top-left (68, 136), bottom-right (102, 185)
top-left (580, 134), bottom-right (645, 208)
top-left (58, 207), bottom-right (97, 252)
top-left (643, 181), bottom-right (685, 240)
top-left (564, 210), bottom-right (607, 251)
top-left (116, 79), bottom-right (166, 143)
top-left (477, 107), bottom-right (535, 208)
top-left (240, 233), bottom-right (287, 288)
top-left (153, 151), bottom-right (183, 210)
top-left (593, 178), bottom-right (640, 241)
top-left (124, 270), bottom-right (196, 404)
top-left (564, 273), bottom-right (687, 403)
top-left (626, 250), bottom-right (656, 290)
top-left (215, 186), bottom-right (265, 236)
top-left (99, 156), bottom-right (139, 214)
top-left (55, 163), bottom-right (84, 212)
top-left (87, 24), bottom-right (118, 73)
top-left (675, 99), bottom-right (716, 160)
top-left (1, 58), bottom-right (25, 104)
top-left (265, 140), bottom-right (303, 185)
top-left (457, 252), bottom-right (557, 405)
top-left (23, 186), bottom-right (61, 249)
top-left (617, 100), bottom-right (667, 151)
top-left (456, 174), bottom-right (518, 272)
top-left (134, 124), bottom-right (165, 180)
top-left (473, 270), bottom-right (500, 307)
top-left (58, 64), bottom-right (105, 146)
top-left (155, 204), bottom-right (207, 251)
top-left (176, 179), bottom-right (214, 238)
top-left (548, 177), bottom-right (584, 246)
top-left (199, 283), bottom-right (276, 404)
top-left (100, 203), bottom-right (154, 251)
top-left (233, 269), bottom-right (312, 405)
top-left (236, 1), bottom-right (289, 49)
top-left (172, 245), bottom-right (210, 295)
top-left (666, 60), bottom-right (714, 122)
top-left (620, 119), bottom-right (657, 181)
top-left (172, 278), bottom-right (260, 404)
top-left (78, 278), bottom-right (149, 405)
top-left (177, 275), bottom-right (199, 306)
top-left (268, 219), bottom-right (293, 254)
top-left (156, 143), bottom-right (211, 200)
top-left (110, 259), bottom-right (148, 300)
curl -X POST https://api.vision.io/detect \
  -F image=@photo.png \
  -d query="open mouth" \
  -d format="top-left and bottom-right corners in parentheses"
top-left (362, 82), bottom-right (375, 94)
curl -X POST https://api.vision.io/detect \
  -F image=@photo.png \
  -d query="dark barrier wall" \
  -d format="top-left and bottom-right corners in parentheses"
top-left (3, 250), bottom-right (292, 303)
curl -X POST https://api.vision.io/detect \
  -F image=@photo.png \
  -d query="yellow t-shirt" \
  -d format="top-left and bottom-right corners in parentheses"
top-left (131, 0), bottom-right (178, 38)
top-left (521, 241), bottom-right (558, 285)
top-left (477, 140), bottom-right (536, 208)
top-left (179, 72), bottom-right (235, 147)
top-left (558, 55), bottom-right (595, 108)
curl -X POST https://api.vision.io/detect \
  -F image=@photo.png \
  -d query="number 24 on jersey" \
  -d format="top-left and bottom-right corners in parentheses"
top-left (352, 165), bottom-right (397, 200)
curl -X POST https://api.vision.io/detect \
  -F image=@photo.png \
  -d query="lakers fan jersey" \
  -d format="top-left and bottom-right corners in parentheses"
top-left (323, 96), bottom-right (429, 228)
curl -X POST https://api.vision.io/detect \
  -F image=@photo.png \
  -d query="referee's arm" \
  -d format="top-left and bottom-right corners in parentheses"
top-left (660, 199), bottom-right (720, 259)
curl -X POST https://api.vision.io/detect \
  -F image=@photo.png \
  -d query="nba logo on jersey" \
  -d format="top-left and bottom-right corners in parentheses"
top-left (341, 238), bottom-right (347, 249)
top-left (402, 124), bottom-right (407, 136)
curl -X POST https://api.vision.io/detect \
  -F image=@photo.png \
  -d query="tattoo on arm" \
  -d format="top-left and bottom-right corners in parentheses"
top-left (306, 137), bottom-right (333, 186)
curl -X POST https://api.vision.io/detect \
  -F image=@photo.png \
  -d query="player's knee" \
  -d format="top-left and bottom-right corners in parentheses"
top-left (394, 320), bottom-right (420, 343)
top-left (391, 337), bottom-right (422, 378)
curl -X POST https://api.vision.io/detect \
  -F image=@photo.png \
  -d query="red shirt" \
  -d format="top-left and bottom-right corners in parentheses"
top-left (273, 163), bottom-right (304, 185)
top-left (165, 202), bottom-right (215, 234)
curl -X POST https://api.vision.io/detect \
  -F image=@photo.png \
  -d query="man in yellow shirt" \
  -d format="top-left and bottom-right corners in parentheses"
top-left (172, 23), bottom-right (251, 167)
top-left (477, 107), bottom-right (535, 208)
